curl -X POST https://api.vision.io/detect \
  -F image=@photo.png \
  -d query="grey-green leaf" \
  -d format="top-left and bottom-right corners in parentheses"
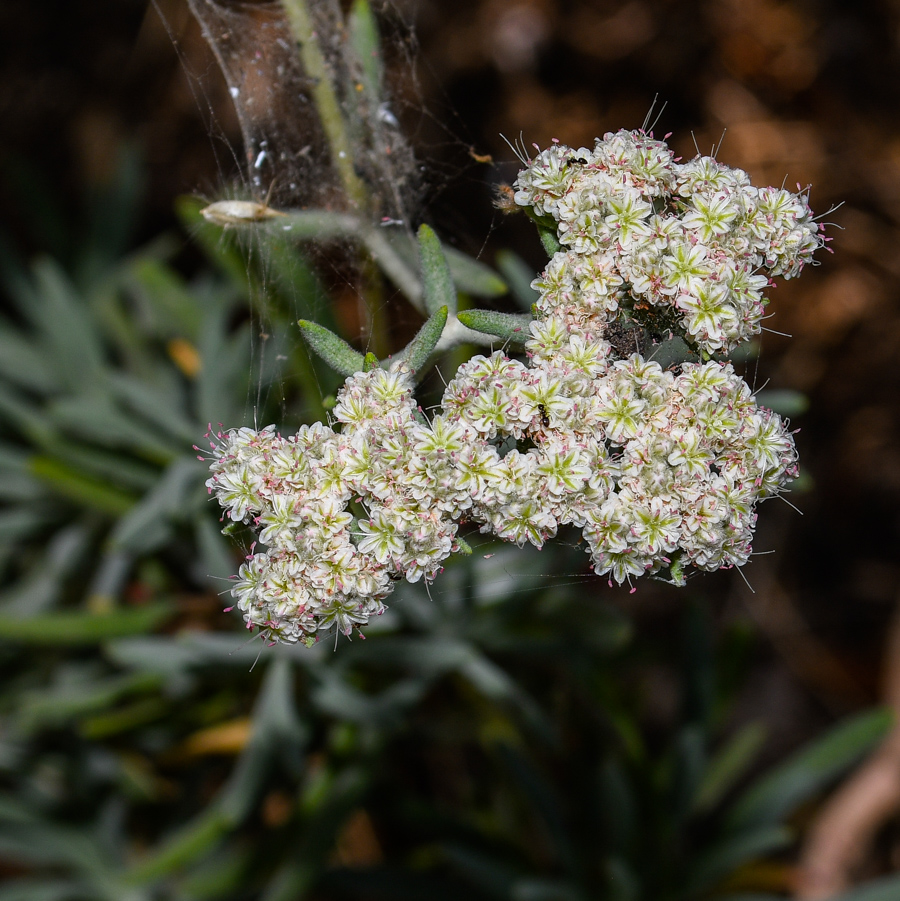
top-left (726, 707), bottom-right (893, 831)
top-left (297, 320), bottom-right (365, 376)
top-left (495, 249), bottom-right (538, 311)
top-left (538, 225), bottom-right (561, 256)
top-left (456, 309), bottom-right (532, 344)
top-left (755, 389), bottom-right (809, 417)
top-left (0, 604), bottom-right (173, 646)
top-left (688, 825), bottom-right (792, 894)
top-left (396, 305), bottom-right (447, 375)
top-left (417, 225), bottom-right (456, 315)
top-left (0, 877), bottom-right (88, 901)
top-left (694, 722), bottom-right (767, 814)
top-left (219, 658), bottom-right (305, 823)
top-left (442, 244), bottom-right (507, 298)
top-left (828, 874), bottom-right (900, 901)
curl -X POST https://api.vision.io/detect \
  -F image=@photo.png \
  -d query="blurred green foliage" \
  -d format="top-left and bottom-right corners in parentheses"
top-left (0, 147), bottom-right (894, 901)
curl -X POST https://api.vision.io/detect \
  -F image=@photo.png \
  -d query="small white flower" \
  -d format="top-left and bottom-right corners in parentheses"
top-left (682, 192), bottom-right (738, 242)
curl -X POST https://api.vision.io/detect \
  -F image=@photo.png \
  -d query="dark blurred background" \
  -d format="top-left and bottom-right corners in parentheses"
top-left (2, 0), bottom-right (899, 894)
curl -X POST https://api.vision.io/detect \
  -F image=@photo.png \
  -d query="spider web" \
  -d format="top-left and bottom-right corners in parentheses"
top-left (184, 0), bottom-right (421, 221)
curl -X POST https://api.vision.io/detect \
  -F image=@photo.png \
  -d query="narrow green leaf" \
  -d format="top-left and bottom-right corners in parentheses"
top-left (178, 847), bottom-right (254, 901)
top-left (31, 258), bottom-right (106, 391)
top-left (538, 225), bottom-right (561, 256)
top-left (0, 820), bottom-right (116, 884)
top-left (443, 244), bottom-right (508, 298)
top-left (297, 320), bottom-right (365, 376)
top-left (47, 394), bottom-right (181, 462)
top-left (459, 652), bottom-right (554, 740)
top-left (16, 671), bottom-right (160, 734)
top-left (418, 225), bottom-right (456, 315)
top-left (311, 672), bottom-right (426, 726)
top-left (688, 825), bottom-right (792, 894)
top-left (694, 722), bottom-right (767, 813)
top-left (605, 856), bottom-right (640, 901)
top-left (362, 229), bottom-right (424, 308)
top-left (104, 636), bottom-right (199, 675)
top-left (195, 309), bottom-right (250, 429)
top-left (259, 860), bottom-right (318, 901)
top-left (0, 507), bottom-right (55, 543)
top-left (108, 458), bottom-right (203, 554)
top-left (79, 696), bottom-right (168, 739)
top-left (386, 229), bottom-right (507, 300)
top-left (727, 708), bottom-right (893, 831)
top-left (52, 440), bottom-right (159, 493)
top-left (828, 874), bottom-right (900, 901)
top-left (0, 323), bottom-right (59, 394)
top-left (396, 305), bottom-right (447, 375)
top-left (124, 256), bottom-right (203, 340)
top-left (106, 633), bottom-right (272, 673)
top-left (672, 725), bottom-right (707, 823)
top-left (85, 549), bottom-right (133, 608)
top-left (220, 658), bottom-right (306, 822)
top-left (0, 877), bottom-right (87, 901)
top-left (0, 383), bottom-right (58, 448)
top-left (0, 525), bottom-right (92, 615)
top-left (495, 249), bottom-right (538, 311)
top-left (196, 515), bottom-right (237, 583)
top-left (755, 389), bottom-right (809, 417)
top-left (108, 373), bottom-right (200, 447)
top-left (29, 455), bottom-right (138, 515)
top-left (125, 807), bottom-right (230, 885)
top-left (456, 309), bottom-right (533, 344)
top-left (0, 603), bottom-right (173, 645)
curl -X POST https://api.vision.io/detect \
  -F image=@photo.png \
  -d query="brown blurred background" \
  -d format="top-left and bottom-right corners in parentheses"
top-left (2, 0), bottom-right (899, 877)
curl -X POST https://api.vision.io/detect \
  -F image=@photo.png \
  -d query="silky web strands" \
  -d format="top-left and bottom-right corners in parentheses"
top-left (204, 129), bottom-right (824, 646)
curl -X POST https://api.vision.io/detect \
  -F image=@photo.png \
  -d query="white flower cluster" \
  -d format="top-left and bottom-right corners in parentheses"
top-left (207, 130), bottom-right (809, 645)
top-left (208, 356), bottom-right (797, 645)
top-left (515, 130), bottom-right (823, 353)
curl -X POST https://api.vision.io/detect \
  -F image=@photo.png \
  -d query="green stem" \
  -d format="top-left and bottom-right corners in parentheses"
top-left (280, 0), bottom-right (369, 212)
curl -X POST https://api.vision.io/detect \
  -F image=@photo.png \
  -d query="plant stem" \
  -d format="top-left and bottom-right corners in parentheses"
top-left (279, 0), bottom-right (369, 213)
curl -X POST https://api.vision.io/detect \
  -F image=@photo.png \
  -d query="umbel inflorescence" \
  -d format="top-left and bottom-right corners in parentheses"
top-left (206, 129), bottom-right (823, 646)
